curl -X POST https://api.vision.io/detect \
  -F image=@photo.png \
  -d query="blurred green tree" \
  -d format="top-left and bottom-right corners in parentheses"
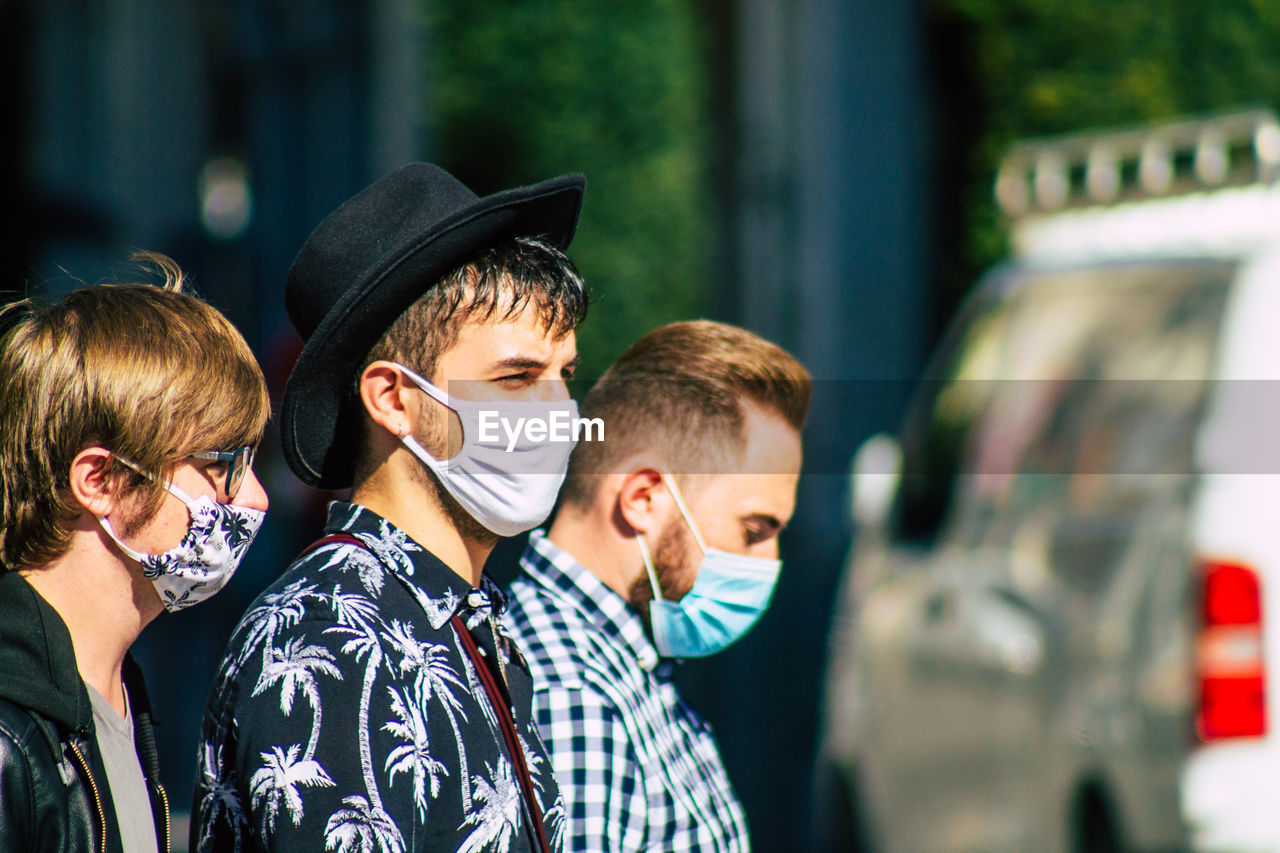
top-left (424, 0), bottom-right (713, 379)
top-left (932, 0), bottom-right (1280, 308)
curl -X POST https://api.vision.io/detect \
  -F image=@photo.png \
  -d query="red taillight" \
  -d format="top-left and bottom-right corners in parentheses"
top-left (1203, 563), bottom-right (1262, 626)
top-left (1198, 560), bottom-right (1267, 741)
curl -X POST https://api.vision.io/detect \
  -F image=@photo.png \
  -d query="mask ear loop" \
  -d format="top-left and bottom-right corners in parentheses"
top-left (114, 454), bottom-right (201, 511)
top-left (395, 362), bottom-right (456, 410)
top-left (394, 362), bottom-right (467, 465)
top-left (402, 432), bottom-right (447, 465)
top-left (99, 515), bottom-right (149, 562)
top-left (662, 475), bottom-right (709, 556)
top-left (98, 454), bottom-right (200, 562)
top-left (636, 532), bottom-right (665, 603)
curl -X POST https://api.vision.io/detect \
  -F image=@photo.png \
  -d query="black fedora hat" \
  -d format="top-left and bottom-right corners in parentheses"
top-left (280, 162), bottom-right (585, 489)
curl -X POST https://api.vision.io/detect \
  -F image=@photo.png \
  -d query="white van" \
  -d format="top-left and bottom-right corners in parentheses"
top-left (817, 110), bottom-right (1280, 853)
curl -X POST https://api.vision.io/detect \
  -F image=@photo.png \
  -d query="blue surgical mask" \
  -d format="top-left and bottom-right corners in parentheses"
top-left (637, 475), bottom-right (782, 658)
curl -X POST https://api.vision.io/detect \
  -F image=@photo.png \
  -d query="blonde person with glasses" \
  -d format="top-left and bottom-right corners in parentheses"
top-left (0, 253), bottom-right (270, 853)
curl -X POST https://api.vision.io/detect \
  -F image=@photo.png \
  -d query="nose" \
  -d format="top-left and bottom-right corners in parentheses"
top-left (234, 467), bottom-right (270, 512)
top-left (529, 372), bottom-right (571, 402)
top-left (754, 540), bottom-right (781, 561)
top-left (545, 377), bottom-right (571, 402)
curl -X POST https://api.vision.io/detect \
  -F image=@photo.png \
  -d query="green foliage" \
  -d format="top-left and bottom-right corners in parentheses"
top-left (423, 0), bottom-right (713, 379)
top-left (936, 0), bottom-right (1280, 292)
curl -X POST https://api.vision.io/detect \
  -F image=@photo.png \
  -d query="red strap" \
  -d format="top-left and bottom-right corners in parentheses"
top-left (452, 615), bottom-right (552, 853)
top-left (295, 532), bottom-right (363, 561)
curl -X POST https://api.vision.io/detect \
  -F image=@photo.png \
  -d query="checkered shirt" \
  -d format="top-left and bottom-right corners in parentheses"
top-left (503, 530), bottom-right (750, 853)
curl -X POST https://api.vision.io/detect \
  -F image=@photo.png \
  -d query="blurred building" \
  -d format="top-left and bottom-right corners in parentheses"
top-left (682, 2), bottom-right (929, 849)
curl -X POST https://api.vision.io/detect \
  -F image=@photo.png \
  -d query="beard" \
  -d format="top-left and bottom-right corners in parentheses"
top-left (406, 410), bottom-right (500, 551)
top-left (628, 518), bottom-right (696, 620)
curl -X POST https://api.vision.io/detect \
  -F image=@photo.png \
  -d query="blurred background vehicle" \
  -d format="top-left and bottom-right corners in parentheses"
top-left (817, 109), bottom-right (1280, 853)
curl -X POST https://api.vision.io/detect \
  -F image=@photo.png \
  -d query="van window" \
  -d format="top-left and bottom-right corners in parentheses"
top-left (892, 290), bottom-right (1011, 545)
top-left (892, 261), bottom-right (1236, 553)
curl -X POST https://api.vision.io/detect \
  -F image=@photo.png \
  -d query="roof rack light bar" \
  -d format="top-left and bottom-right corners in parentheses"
top-left (996, 108), bottom-right (1280, 217)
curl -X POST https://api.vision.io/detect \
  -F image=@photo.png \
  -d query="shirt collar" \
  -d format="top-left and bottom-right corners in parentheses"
top-left (323, 501), bottom-right (503, 631)
top-left (520, 529), bottom-right (661, 671)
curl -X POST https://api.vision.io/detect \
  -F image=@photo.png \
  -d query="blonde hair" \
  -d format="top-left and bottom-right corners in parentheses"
top-left (561, 320), bottom-right (812, 507)
top-left (0, 252), bottom-right (270, 569)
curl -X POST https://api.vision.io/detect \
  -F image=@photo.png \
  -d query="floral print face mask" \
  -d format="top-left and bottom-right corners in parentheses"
top-left (98, 477), bottom-right (265, 612)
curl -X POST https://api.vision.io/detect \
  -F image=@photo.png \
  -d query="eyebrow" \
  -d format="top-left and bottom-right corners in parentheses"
top-left (492, 357), bottom-right (548, 372)
top-left (490, 354), bottom-right (581, 373)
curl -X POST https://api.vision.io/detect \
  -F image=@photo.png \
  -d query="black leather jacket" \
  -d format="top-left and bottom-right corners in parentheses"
top-left (0, 571), bottom-right (170, 853)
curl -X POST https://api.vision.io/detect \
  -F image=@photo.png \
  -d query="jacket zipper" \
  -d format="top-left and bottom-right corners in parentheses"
top-left (68, 741), bottom-right (108, 853)
top-left (157, 781), bottom-right (171, 853)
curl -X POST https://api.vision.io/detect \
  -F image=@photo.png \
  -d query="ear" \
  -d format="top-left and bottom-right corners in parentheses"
top-left (616, 467), bottom-right (671, 537)
top-left (68, 446), bottom-right (122, 516)
top-left (359, 360), bottom-right (419, 438)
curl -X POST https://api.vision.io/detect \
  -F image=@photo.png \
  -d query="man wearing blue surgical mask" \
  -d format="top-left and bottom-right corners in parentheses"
top-left (503, 320), bottom-right (811, 852)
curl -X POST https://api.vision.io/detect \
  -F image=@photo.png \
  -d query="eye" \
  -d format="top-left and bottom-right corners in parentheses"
top-left (743, 517), bottom-right (781, 547)
top-left (495, 372), bottom-right (534, 389)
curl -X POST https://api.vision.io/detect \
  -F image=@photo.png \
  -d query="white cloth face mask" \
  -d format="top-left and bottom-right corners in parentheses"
top-left (394, 363), bottom-right (580, 538)
top-left (98, 477), bottom-right (265, 612)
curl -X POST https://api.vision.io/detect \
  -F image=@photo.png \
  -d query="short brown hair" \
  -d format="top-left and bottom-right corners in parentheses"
top-left (561, 320), bottom-right (811, 507)
top-left (0, 253), bottom-right (270, 569)
top-left (364, 236), bottom-right (587, 380)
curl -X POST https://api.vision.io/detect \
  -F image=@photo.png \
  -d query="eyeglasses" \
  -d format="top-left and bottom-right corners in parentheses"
top-left (191, 445), bottom-right (255, 502)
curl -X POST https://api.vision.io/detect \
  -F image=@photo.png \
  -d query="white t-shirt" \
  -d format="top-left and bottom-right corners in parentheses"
top-left (87, 684), bottom-right (159, 853)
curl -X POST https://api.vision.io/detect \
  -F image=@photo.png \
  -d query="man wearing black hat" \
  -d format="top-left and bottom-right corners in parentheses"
top-left (193, 164), bottom-right (587, 853)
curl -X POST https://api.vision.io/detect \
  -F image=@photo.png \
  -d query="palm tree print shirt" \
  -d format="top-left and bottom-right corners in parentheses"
top-left (193, 501), bottom-right (566, 853)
